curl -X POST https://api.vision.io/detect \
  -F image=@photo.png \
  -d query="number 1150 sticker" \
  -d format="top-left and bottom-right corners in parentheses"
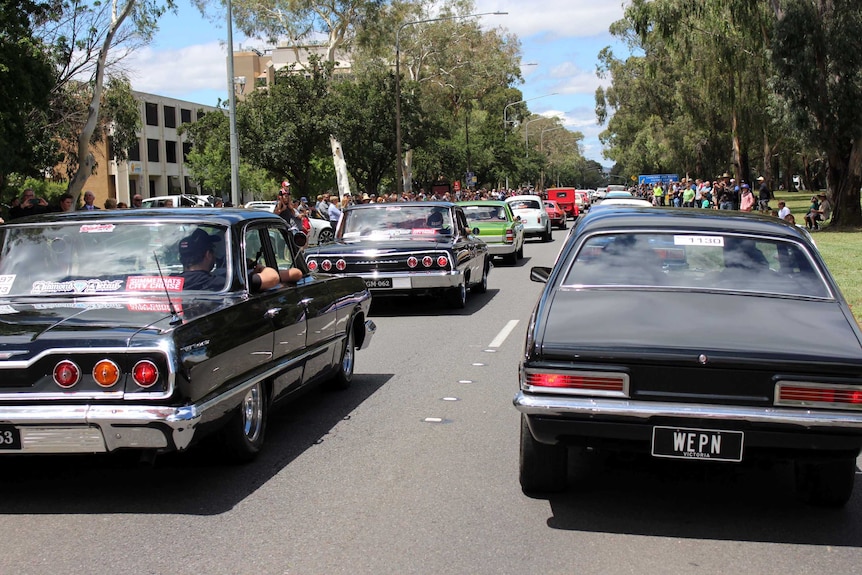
top-left (673, 235), bottom-right (724, 247)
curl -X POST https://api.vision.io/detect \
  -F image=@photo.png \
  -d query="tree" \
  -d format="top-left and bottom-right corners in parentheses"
top-left (770, 0), bottom-right (862, 226)
top-left (0, 0), bottom-right (57, 191)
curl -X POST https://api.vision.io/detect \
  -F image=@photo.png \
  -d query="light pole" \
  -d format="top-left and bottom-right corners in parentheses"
top-left (226, 0), bottom-right (241, 207)
top-left (395, 11), bottom-right (507, 194)
top-left (524, 117), bottom-right (545, 157)
top-left (503, 92), bottom-right (557, 129)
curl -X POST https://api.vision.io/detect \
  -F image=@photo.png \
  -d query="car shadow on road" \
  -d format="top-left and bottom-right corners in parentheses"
top-left (0, 373), bottom-right (392, 516)
top-left (368, 288), bottom-right (500, 317)
top-left (540, 451), bottom-right (862, 547)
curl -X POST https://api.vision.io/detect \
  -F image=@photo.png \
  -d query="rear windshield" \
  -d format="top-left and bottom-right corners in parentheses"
top-left (462, 205), bottom-right (509, 222)
top-left (563, 232), bottom-right (831, 298)
top-left (340, 205), bottom-right (453, 240)
top-left (508, 199), bottom-right (542, 210)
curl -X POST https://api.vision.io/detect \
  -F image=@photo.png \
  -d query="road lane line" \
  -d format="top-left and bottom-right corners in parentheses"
top-left (488, 320), bottom-right (519, 348)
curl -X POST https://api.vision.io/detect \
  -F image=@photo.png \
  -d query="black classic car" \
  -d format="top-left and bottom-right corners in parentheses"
top-left (0, 209), bottom-right (375, 460)
top-left (303, 202), bottom-right (490, 308)
top-left (516, 207), bottom-right (862, 506)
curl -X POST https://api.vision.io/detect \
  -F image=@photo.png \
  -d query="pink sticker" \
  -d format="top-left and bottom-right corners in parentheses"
top-left (79, 224), bottom-right (115, 233)
top-left (126, 276), bottom-right (184, 292)
top-left (412, 228), bottom-right (437, 235)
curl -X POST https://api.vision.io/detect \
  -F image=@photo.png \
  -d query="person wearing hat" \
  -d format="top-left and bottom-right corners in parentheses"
top-left (757, 176), bottom-right (772, 213)
top-left (805, 192), bottom-right (833, 230)
top-left (177, 228), bottom-right (298, 291)
top-left (739, 183), bottom-right (755, 212)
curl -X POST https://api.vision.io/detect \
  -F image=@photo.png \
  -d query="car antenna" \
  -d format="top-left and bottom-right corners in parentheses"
top-left (153, 252), bottom-right (183, 326)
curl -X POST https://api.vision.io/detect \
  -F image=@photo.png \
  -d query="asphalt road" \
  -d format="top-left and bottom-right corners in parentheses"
top-left (1, 223), bottom-right (862, 574)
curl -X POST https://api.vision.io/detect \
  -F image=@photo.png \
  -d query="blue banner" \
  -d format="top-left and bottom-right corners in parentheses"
top-left (638, 174), bottom-right (679, 185)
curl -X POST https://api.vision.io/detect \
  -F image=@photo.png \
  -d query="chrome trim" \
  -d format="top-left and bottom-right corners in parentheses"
top-left (513, 392), bottom-right (862, 430)
top-left (0, 345), bottom-right (175, 401)
top-left (358, 319), bottom-right (376, 350)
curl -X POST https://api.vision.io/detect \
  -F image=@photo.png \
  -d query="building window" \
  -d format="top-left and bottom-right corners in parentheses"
top-left (145, 102), bottom-right (158, 126)
top-left (181, 108), bottom-right (192, 124)
top-left (165, 140), bottom-right (177, 164)
top-left (128, 140), bottom-right (141, 161)
top-left (147, 138), bottom-right (160, 162)
top-left (182, 142), bottom-right (192, 162)
top-left (163, 105), bottom-right (176, 128)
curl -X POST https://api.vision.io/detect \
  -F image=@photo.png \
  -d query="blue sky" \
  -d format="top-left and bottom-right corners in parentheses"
top-left (125, 0), bottom-right (630, 166)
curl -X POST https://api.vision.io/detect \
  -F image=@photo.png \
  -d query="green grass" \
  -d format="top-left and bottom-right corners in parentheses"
top-left (774, 190), bottom-right (862, 321)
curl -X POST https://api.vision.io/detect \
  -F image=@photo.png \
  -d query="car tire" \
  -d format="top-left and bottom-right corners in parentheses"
top-left (221, 380), bottom-right (267, 462)
top-left (471, 259), bottom-right (489, 294)
top-left (519, 414), bottom-right (567, 493)
top-left (317, 228), bottom-right (334, 244)
top-left (505, 251), bottom-right (518, 265)
top-left (542, 224), bottom-right (552, 242)
top-left (447, 283), bottom-right (467, 309)
top-left (795, 456), bottom-right (857, 508)
top-left (328, 318), bottom-right (355, 390)
top-left (516, 244), bottom-right (524, 260)
top-left (559, 220), bottom-right (567, 230)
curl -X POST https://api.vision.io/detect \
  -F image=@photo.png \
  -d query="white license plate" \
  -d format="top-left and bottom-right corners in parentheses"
top-left (651, 426), bottom-right (743, 462)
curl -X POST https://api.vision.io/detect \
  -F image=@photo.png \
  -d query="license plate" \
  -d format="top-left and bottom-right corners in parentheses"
top-left (0, 424), bottom-right (22, 450)
top-left (651, 426), bottom-right (743, 462)
top-left (365, 278), bottom-right (392, 289)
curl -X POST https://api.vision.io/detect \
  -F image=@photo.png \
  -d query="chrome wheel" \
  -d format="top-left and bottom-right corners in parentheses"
top-left (222, 380), bottom-right (267, 462)
top-left (318, 228), bottom-right (334, 244)
top-left (329, 321), bottom-right (355, 390)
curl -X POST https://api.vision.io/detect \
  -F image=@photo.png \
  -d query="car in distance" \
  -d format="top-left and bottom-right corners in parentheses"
top-left (543, 200), bottom-right (568, 230)
top-left (141, 194), bottom-right (215, 208)
top-left (545, 187), bottom-right (577, 218)
top-left (303, 202), bottom-right (490, 309)
top-left (506, 195), bottom-right (552, 242)
top-left (516, 207), bottom-right (862, 507)
top-left (460, 200), bottom-right (525, 264)
top-left (0, 209), bottom-right (375, 460)
top-left (243, 201), bottom-right (334, 246)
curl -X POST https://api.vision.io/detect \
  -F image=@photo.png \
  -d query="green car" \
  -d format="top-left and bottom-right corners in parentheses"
top-left (459, 200), bottom-right (525, 265)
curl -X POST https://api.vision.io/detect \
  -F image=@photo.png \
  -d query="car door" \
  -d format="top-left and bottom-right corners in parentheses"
top-left (454, 208), bottom-right (484, 280)
top-left (264, 225), bottom-right (337, 390)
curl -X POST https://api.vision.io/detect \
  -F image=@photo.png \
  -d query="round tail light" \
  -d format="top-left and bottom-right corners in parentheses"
top-left (132, 360), bottom-right (159, 388)
top-left (307, 260), bottom-right (318, 271)
top-left (422, 256), bottom-right (433, 268)
top-left (407, 256), bottom-right (418, 268)
top-left (335, 259), bottom-right (346, 271)
top-left (53, 360), bottom-right (81, 388)
top-left (92, 359), bottom-right (120, 388)
top-left (437, 255), bottom-right (449, 267)
top-left (321, 259), bottom-right (332, 271)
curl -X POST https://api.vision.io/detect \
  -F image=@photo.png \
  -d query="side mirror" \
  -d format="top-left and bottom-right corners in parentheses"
top-left (472, 226), bottom-right (480, 235)
top-left (530, 266), bottom-right (552, 284)
top-left (292, 231), bottom-right (308, 248)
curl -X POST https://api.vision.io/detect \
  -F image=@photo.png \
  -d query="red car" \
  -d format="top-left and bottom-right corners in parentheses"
top-left (543, 200), bottom-right (570, 229)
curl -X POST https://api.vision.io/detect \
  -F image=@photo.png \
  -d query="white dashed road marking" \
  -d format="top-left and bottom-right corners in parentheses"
top-left (488, 320), bottom-right (519, 348)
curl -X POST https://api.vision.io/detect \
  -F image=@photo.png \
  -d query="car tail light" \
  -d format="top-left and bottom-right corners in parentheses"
top-left (132, 360), bottom-right (159, 389)
top-left (307, 260), bottom-right (318, 271)
top-left (422, 256), bottom-right (433, 268)
top-left (523, 370), bottom-right (628, 397)
top-left (335, 259), bottom-right (346, 271)
top-left (92, 359), bottom-right (120, 388)
top-left (53, 360), bottom-right (81, 389)
top-left (321, 259), bottom-right (332, 272)
top-left (776, 382), bottom-right (862, 410)
top-left (407, 256), bottom-right (418, 268)
top-left (437, 255), bottom-right (449, 267)
top-left (505, 229), bottom-right (514, 244)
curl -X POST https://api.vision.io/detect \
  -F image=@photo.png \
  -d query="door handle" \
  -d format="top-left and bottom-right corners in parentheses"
top-left (300, 297), bottom-right (314, 306)
top-left (265, 308), bottom-right (281, 318)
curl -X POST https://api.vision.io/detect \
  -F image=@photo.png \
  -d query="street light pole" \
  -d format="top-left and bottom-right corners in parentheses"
top-left (395, 11), bottom-right (507, 194)
top-left (226, 0), bottom-right (241, 207)
top-left (503, 92), bottom-right (557, 129)
top-left (524, 117), bottom-right (545, 157)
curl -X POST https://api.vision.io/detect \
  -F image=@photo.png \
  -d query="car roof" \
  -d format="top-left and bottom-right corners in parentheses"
top-left (578, 206), bottom-right (813, 241)
top-left (506, 195), bottom-right (543, 202)
top-left (458, 200), bottom-right (508, 206)
top-left (4, 207), bottom-right (283, 227)
top-left (346, 201), bottom-right (455, 210)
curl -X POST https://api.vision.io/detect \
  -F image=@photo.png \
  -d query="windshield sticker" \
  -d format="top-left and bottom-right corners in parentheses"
top-left (127, 302), bottom-right (183, 313)
top-left (0, 275), bottom-right (15, 296)
top-left (126, 276), bottom-right (184, 292)
top-left (0, 305), bottom-right (18, 315)
top-left (412, 228), bottom-right (437, 235)
top-left (79, 224), bottom-right (116, 234)
top-left (33, 302), bottom-right (123, 310)
top-left (31, 279), bottom-right (125, 295)
top-left (673, 235), bottom-right (724, 247)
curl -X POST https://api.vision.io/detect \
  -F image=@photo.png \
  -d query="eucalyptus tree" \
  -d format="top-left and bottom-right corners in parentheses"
top-left (769, 0), bottom-right (862, 226)
top-left (0, 0), bottom-right (56, 192)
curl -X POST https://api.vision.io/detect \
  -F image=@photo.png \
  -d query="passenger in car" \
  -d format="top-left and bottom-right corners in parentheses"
top-left (178, 229), bottom-right (300, 292)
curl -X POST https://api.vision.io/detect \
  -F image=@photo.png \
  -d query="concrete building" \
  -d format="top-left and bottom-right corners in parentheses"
top-left (84, 92), bottom-right (221, 207)
top-left (232, 43), bottom-right (353, 99)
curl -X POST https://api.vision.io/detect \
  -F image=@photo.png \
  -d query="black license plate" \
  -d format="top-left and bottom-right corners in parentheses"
top-left (651, 426), bottom-right (743, 462)
top-left (365, 278), bottom-right (392, 289)
top-left (0, 425), bottom-right (22, 450)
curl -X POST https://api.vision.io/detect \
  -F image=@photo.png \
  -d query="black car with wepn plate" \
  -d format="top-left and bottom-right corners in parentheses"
top-left (304, 202), bottom-right (490, 309)
top-left (0, 209), bottom-right (375, 461)
top-left (516, 207), bottom-right (862, 506)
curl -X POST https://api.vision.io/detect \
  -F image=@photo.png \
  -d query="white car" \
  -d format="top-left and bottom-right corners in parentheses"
top-left (506, 194), bottom-right (552, 242)
top-left (140, 194), bottom-right (215, 208)
top-left (242, 201), bottom-right (334, 245)
top-left (595, 197), bottom-right (653, 208)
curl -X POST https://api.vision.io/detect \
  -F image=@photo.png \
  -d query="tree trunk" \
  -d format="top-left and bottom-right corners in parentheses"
top-left (66, 0), bottom-right (135, 205)
top-left (828, 138), bottom-right (862, 227)
top-left (330, 136), bottom-right (351, 200)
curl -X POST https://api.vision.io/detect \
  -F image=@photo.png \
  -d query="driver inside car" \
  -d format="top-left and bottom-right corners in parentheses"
top-left (178, 228), bottom-right (301, 291)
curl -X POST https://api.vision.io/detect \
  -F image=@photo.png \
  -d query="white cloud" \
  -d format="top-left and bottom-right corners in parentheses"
top-left (125, 41), bottom-right (229, 98)
top-left (477, 0), bottom-right (625, 39)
